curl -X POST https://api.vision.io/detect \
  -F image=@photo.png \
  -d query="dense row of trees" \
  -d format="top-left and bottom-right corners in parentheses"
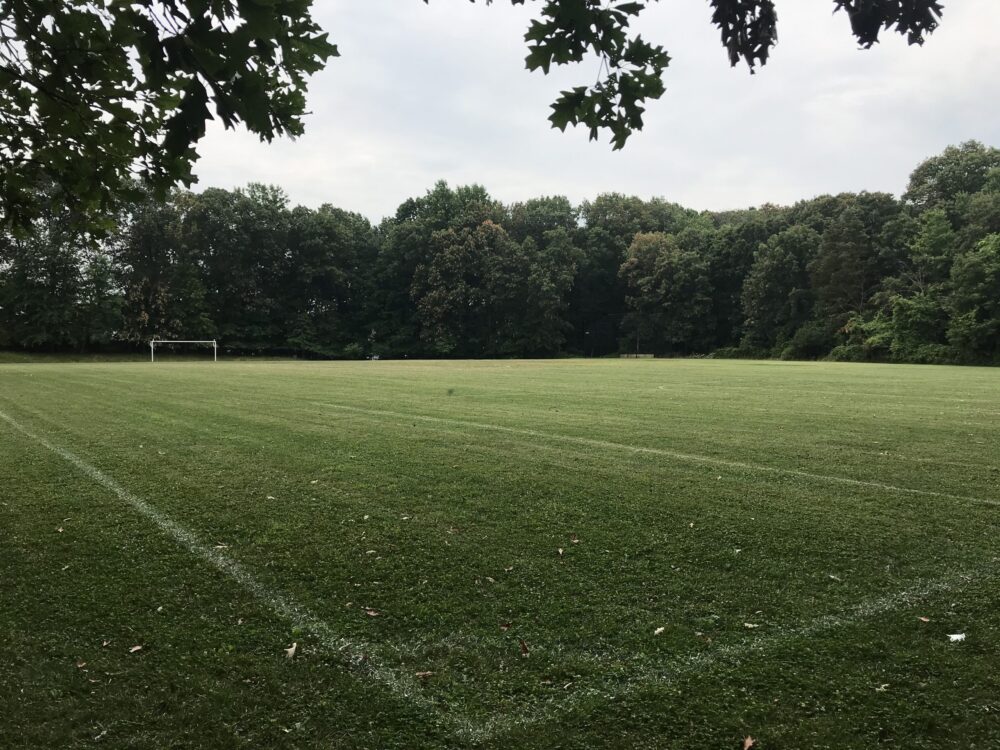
top-left (2, 141), bottom-right (998, 364)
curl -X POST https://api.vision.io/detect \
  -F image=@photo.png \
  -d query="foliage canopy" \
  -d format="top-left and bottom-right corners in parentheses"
top-left (1, 0), bottom-right (947, 230)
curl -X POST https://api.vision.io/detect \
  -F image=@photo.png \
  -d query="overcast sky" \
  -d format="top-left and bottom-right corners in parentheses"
top-left (192, 0), bottom-right (1000, 222)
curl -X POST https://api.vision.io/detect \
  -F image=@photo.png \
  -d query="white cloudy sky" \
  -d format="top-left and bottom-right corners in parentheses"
top-left (192, 0), bottom-right (1000, 221)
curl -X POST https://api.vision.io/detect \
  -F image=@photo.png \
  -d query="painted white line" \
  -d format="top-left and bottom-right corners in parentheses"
top-left (467, 562), bottom-right (996, 741)
top-left (0, 409), bottom-right (443, 720)
top-left (315, 402), bottom-right (999, 509)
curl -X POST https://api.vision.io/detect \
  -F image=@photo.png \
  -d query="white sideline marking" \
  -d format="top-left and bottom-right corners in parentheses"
top-left (0, 409), bottom-right (442, 719)
top-left (315, 402), bottom-right (999, 509)
top-left (468, 563), bottom-right (996, 741)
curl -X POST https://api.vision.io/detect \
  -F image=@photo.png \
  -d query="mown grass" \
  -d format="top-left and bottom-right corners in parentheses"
top-left (1, 358), bottom-right (998, 748)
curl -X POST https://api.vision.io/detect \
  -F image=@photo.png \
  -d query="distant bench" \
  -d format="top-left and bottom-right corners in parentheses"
top-left (619, 353), bottom-right (655, 359)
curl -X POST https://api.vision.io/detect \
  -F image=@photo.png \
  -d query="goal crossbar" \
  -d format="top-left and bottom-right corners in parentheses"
top-left (150, 339), bottom-right (218, 362)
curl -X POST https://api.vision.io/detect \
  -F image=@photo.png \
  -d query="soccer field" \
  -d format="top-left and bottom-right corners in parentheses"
top-left (2, 358), bottom-right (999, 748)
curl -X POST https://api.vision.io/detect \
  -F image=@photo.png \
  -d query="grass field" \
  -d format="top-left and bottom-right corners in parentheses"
top-left (2, 358), bottom-right (999, 749)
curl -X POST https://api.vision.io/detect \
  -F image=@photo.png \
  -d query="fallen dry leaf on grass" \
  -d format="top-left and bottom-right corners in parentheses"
top-left (743, 623), bottom-right (761, 629)
top-left (570, 534), bottom-right (579, 544)
top-left (519, 639), bottom-right (529, 658)
top-left (500, 622), bottom-right (512, 632)
top-left (948, 633), bottom-right (966, 643)
top-left (415, 671), bottom-right (433, 679)
top-left (557, 548), bottom-right (564, 557)
top-left (654, 627), bottom-right (665, 636)
top-left (742, 736), bottom-right (756, 750)
top-left (128, 645), bottom-right (142, 654)
top-left (918, 616), bottom-right (930, 622)
top-left (364, 608), bottom-right (380, 617)
top-left (284, 642), bottom-right (297, 659)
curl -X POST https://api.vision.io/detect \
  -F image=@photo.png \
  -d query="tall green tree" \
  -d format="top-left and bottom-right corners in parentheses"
top-left (740, 224), bottom-right (820, 352)
top-left (900, 209), bottom-right (956, 292)
top-left (518, 228), bottom-right (580, 355)
top-left (0, 215), bottom-right (84, 349)
top-left (706, 208), bottom-right (788, 348)
top-left (810, 209), bottom-right (880, 328)
top-left (904, 141), bottom-right (1000, 211)
top-left (411, 220), bottom-right (524, 356)
top-left (76, 248), bottom-right (121, 349)
top-left (881, 208), bottom-right (956, 362)
top-left (282, 205), bottom-right (376, 358)
top-left (505, 196), bottom-right (578, 246)
top-left (372, 182), bottom-right (504, 356)
top-left (115, 193), bottom-right (212, 343)
top-left (620, 232), bottom-right (713, 355)
top-left (947, 234), bottom-right (1000, 363)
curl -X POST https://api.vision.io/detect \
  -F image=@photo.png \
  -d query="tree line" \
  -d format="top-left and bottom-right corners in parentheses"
top-left (1, 141), bottom-right (998, 365)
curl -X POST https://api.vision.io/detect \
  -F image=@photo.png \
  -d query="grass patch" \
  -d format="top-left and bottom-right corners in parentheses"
top-left (2, 359), bottom-right (998, 748)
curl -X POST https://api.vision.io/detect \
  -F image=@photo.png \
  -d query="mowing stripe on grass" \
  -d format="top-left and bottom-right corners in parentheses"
top-left (0, 408), bottom-right (443, 721)
top-left (5, 402), bottom-right (997, 744)
top-left (316, 402), bottom-right (999, 508)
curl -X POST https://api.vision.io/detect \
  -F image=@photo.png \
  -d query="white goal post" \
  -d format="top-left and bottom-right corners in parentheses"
top-left (150, 339), bottom-right (218, 362)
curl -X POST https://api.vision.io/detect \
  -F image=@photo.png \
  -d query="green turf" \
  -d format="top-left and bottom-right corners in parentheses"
top-left (1, 358), bottom-right (998, 748)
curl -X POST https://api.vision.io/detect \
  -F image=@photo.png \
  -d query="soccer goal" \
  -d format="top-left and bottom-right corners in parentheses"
top-left (149, 339), bottom-right (218, 362)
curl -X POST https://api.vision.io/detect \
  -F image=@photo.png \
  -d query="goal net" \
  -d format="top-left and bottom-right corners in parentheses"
top-left (149, 339), bottom-right (218, 362)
